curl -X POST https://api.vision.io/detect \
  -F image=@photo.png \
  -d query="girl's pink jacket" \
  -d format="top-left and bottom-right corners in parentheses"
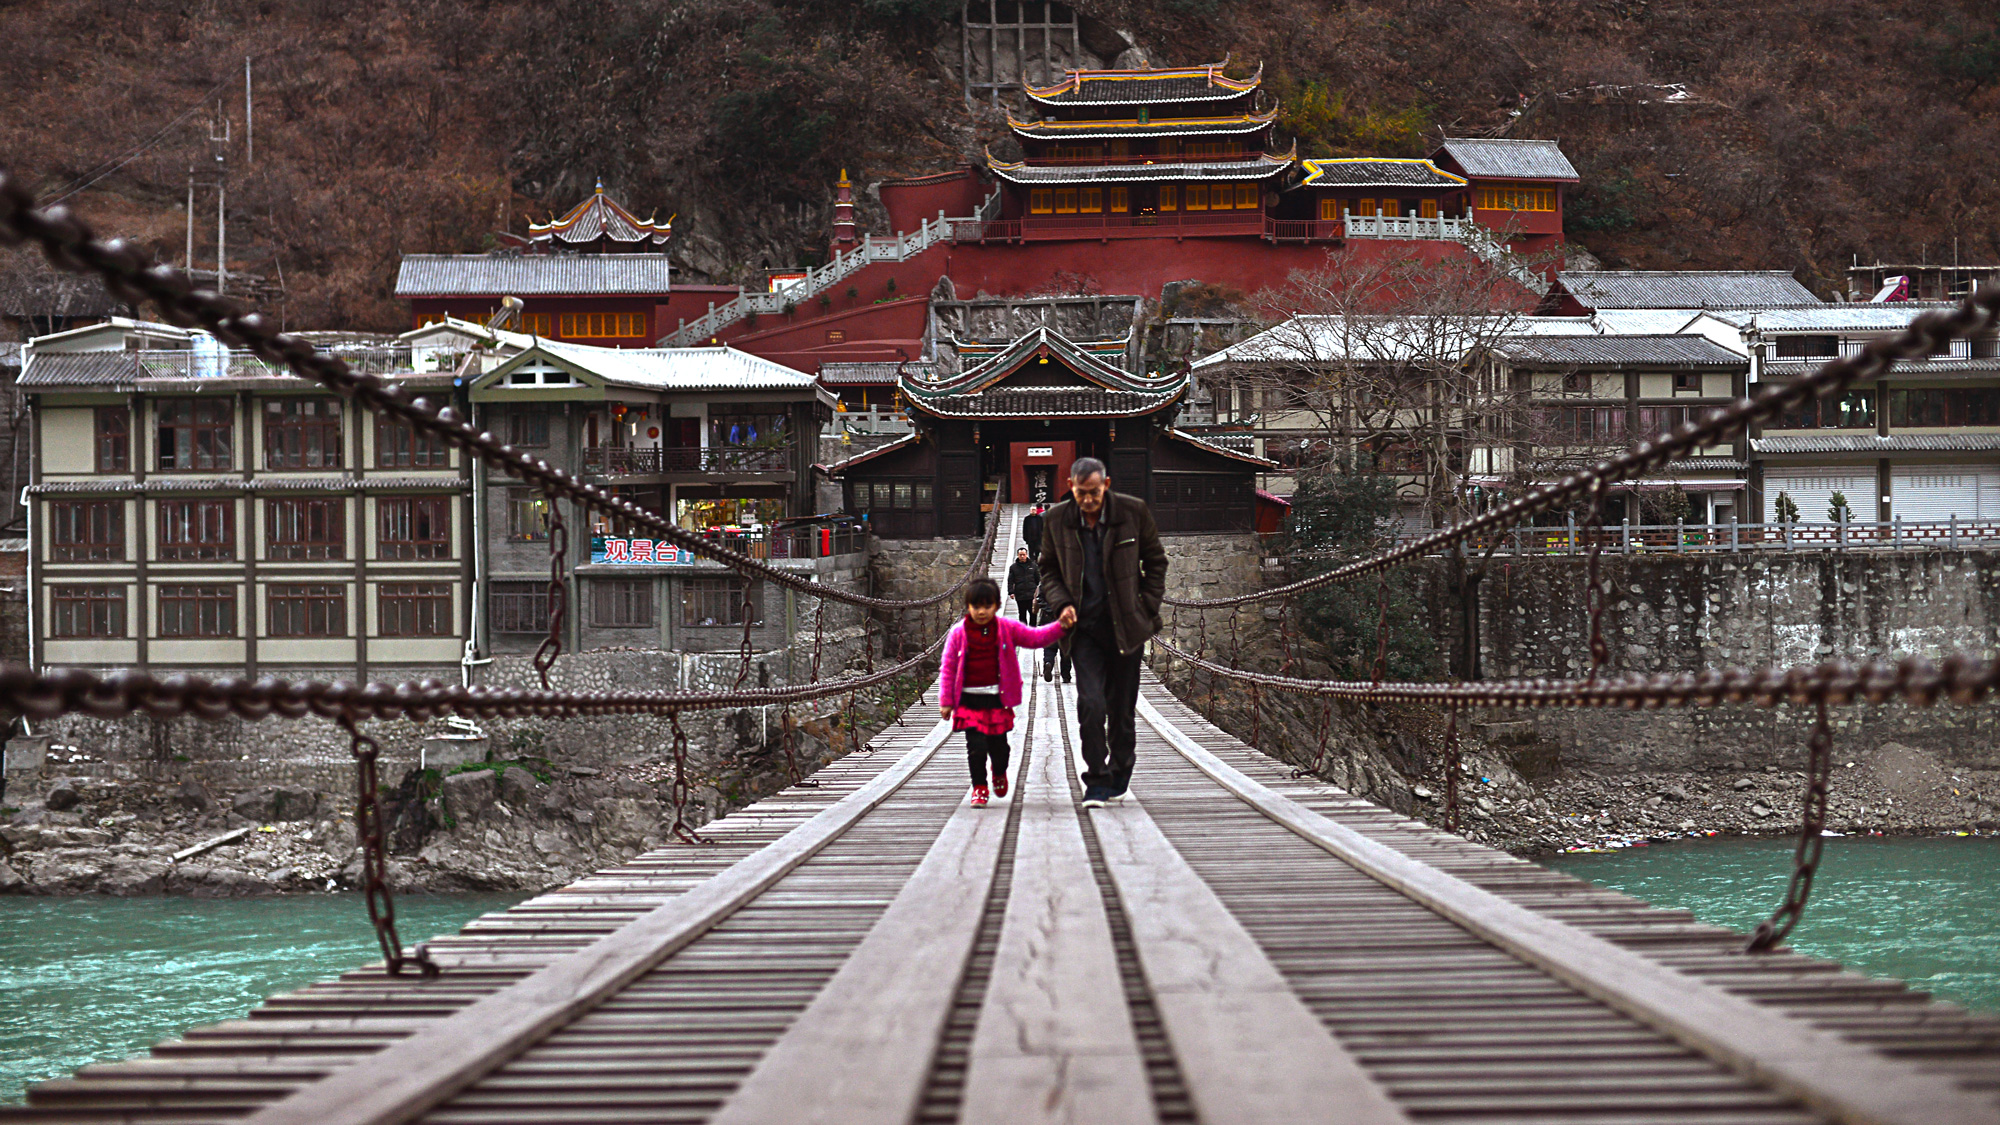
top-left (938, 615), bottom-right (1065, 710)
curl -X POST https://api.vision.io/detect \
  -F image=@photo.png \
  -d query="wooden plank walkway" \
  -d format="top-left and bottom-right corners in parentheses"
top-left (9, 564), bottom-right (2000, 1124)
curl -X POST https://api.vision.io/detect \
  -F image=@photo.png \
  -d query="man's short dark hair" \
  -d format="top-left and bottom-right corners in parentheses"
top-left (1070, 456), bottom-right (1107, 482)
top-left (965, 577), bottom-right (1002, 607)
top-left (1016, 547), bottom-right (1029, 556)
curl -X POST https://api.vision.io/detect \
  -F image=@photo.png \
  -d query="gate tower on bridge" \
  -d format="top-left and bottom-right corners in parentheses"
top-left (826, 326), bottom-right (1269, 538)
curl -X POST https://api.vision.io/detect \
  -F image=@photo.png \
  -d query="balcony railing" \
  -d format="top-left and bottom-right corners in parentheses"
top-left (951, 210), bottom-right (1266, 243)
top-left (1378, 517), bottom-right (2000, 556)
top-left (1344, 213), bottom-right (1475, 241)
top-left (582, 445), bottom-right (792, 476)
top-left (832, 410), bottom-right (915, 436)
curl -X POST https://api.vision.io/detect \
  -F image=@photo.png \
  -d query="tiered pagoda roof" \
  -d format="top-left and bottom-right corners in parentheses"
top-left (1299, 158), bottom-right (1468, 189)
top-left (899, 326), bottom-right (1186, 420)
top-left (1007, 108), bottom-right (1278, 140)
top-left (1024, 60), bottom-right (1263, 107)
top-left (986, 143), bottom-right (1296, 185)
top-left (527, 181), bottom-right (674, 250)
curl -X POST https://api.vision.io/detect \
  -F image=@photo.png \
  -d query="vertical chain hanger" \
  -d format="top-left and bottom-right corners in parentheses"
top-left (532, 500), bottom-right (568, 690)
top-left (340, 715), bottom-right (438, 977)
top-left (1746, 699), bottom-right (1836, 952)
top-left (1584, 478), bottom-right (1610, 683)
top-left (666, 709), bottom-right (710, 845)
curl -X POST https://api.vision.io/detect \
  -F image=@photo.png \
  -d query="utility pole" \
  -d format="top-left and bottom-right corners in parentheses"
top-left (211, 107), bottom-right (229, 295)
top-left (244, 57), bottom-right (253, 166)
top-left (185, 172), bottom-right (195, 268)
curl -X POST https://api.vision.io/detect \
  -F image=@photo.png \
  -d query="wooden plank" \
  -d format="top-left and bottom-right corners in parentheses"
top-left (709, 783), bottom-right (1011, 1125)
top-left (961, 679), bottom-right (1153, 1125)
top-left (1088, 799), bottom-right (1413, 1125)
top-left (1136, 694), bottom-right (2000, 1125)
top-left (237, 718), bottom-right (960, 1125)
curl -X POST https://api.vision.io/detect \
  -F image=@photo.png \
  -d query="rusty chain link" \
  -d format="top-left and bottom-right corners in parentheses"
top-left (1746, 699), bottom-right (1835, 952)
top-left (733, 596), bottom-right (758, 690)
top-left (1441, 706), bottom-right (1462, 834)
top-left (665, 709), bottom-right (709, 845)
top-left (1372, 574), bottom-right (1391, 686)
top-left (339, 715), bottom-right (437, 977)
top-left (531, 502), bottom-right (568, 690)
top-left (1584, 479), bottom-right (1610, 683)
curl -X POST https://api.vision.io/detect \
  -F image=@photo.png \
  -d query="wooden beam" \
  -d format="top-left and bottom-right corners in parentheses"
top-left (238, 717), bottom-right (960, 1125)
top-left (1136, 694), bottom-right (2000, 1125)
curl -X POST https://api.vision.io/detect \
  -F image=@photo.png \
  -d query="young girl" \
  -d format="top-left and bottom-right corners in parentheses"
top-left (939, 577), bottom-right (1066, 807)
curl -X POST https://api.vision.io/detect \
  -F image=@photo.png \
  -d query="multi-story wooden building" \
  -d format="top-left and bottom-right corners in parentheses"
top-left (21, 326), bottom-right (469, 678)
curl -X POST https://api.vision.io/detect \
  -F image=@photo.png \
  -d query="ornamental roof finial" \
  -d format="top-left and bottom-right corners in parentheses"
top-left (595, 177), bottom-right (604, 194)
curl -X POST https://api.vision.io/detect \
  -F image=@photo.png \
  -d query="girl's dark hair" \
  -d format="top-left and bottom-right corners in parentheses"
top-left (965, 577), bottom-right (1002, 607)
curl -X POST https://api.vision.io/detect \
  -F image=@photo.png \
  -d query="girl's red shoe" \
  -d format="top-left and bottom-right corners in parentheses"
top-left (970, 785), bottom-right (989, 808)
top-left (991, 771), bottom-right (1009, 798)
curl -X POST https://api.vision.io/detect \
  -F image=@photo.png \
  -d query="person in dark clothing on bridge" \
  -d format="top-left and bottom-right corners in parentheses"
top-left (1021, 506), bottom-right (1044, 562)
top-left (1037, 457), bottom-right (1169, 808)
top-left (1037, 591), bottom-right (1072, 684)
top-left (1006, 547), bottom-right (1038, 620)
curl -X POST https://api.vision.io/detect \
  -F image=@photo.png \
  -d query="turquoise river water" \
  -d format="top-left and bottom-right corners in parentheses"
top-left (1, 892), bottom-right (523, 1104)
top-left (2, 838), bottom-right (1996, 1104)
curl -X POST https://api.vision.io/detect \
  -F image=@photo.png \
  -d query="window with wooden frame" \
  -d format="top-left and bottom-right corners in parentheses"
top-left (682, 577), bottom-right (761, 627)
top-left (1419, 199), bottom-right (1440, 219)
top-left (378, 496), bottom-right (451, 560)
top-left (1318, 197), bottom-right (1341, 221)
top-left (375, 414), bottom-right (449, 468)
top-left (1355, 198), bottom-right (1378, 217)
top-left (94, 407), bottom-right (129, 472)
top-left (1233, 184), bottom-right (1257, 209)
top-left (1381, 197), bottom-right (1403, 217)
top-left (1029, 189), bottom-right (1054, 214)
top-left (379, 582), bottom-right (454, 637)
top-left (157, 585), bottom-right (235, 638)
top-left (50, 500), bottom-right (122, 562)
top-left (156, 398), bottom-right (232, 470)
top-left (591, 579), bottom-right (654, 628)
top-left (1475, 186), bottom-right (1556, 211)
top-left (267, 584), bottom-right (346, 637)
top-left (1053, 188), bottom-right (1078, 214)
top-left (262, 398), bottom-right (343, 469)
top-left (1079, 187), bottom-right (1102, 212)
top-left (1774, 335), bottom-right (1840, 358)
top-left (507, 488), bottom-right (550, 541)
top-left (1158, 186), bottom-right (1177, 211)
top-left (1107, 185), bottom-right (1129, 212)
top-left (1185, 185), bottom-right (1208, 211)
top-left (557, 312), bottom-right (647, 338)
top-left (157, 499), bottom-right (234, 561)
top-left (1672, 371), bottom-right (1702, 394)
top-left (50, 585), bottom-right (124, 638)
top-left (266, 497), bottom-right (346, 560)
top-left (506, 408), bottom-right (551, 448)
top-left (519, 312), bottom-right (554, 336)
top-left (1560, 371), bottom-right (1591, 395)
top-left (490, 581), bottom-right (550, 633)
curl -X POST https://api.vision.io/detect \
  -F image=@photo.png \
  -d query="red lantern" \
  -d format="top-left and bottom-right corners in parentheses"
top-left (647, 426), bottom-right (660, 439)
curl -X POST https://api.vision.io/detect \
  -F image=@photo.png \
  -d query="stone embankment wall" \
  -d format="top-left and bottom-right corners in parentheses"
top-left (1454, 550), bottom-right (2000, 772)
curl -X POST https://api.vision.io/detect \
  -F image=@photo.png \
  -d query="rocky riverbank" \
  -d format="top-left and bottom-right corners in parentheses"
top-left (1424, 739), bottom-right (2000, 856)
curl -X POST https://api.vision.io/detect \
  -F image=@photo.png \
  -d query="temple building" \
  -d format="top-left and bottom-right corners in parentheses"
top-left (509, 180), bottom-right (676, 254)
top-left (824, 327), bottom-right (1270, 538)
top-left (984, 60), bottom-right (1293, 241)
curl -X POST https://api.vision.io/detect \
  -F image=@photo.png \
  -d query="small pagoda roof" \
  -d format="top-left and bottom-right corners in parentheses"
top-left (1298, 158), bottom-right (1468, 189)
top-left (1025, 61), bottom-right (1263, 107)
top-left (1008, 109), bottom-right (1278, 140)
top-left (1431, 138), bottom-right (1580, 182)
top-left (900, 326), bottom-right (1186, 420)
top-left (528, 181), bottom-right (674, 247)
top-left (986, 146), bottom-right (1294, 185)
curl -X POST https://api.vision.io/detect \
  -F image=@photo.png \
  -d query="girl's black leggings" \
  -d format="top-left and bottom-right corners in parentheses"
top-left (967, 729), bottom-right (1010, 787)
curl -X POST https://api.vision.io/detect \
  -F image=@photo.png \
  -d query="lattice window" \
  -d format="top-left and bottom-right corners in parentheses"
top-left (50, 500), bottom-right (123, 562)
top-left (682, 578), bottom-right (761, 627)
top-left (268, 584), bottom-right (347, 637)
top-left (263, 398), bottom-right (344, 469)
top-left (378, 496), bottom-right (451, 560)
top-left (156, 398), bottom-right (232, 470)
top-left (95, 407), bottom-right (129, 472)
top-left (267, 498), bottom-right (346, 560)
top-left (490, 582), bottom-right (549, 634)
top-left (158, 499), bottom-right (234, 561)
top-left (592, 579), bottom-right (655, 628)
top-left (51, 585), bottom-right (124, 638)
top-left (158, 585), bottom-right (235, 638)
top-left (379, 583), bottom-right (453, 636)
top-left (375, 415), bottom-right (449, 468)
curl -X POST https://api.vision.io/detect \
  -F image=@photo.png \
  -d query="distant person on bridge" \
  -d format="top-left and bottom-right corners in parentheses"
top-left (1038, 457), bottom-right (1169, 809)
top-left (1006, 547), bottom-right (1038, 619)
top-left (1021, 505), bottom-right (1045, 561)
top-left (939, 577), bottom-right (1067, 808)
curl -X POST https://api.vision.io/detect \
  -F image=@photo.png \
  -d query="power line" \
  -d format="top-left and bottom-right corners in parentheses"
top-left (46, 74), bottom-right (238, 205)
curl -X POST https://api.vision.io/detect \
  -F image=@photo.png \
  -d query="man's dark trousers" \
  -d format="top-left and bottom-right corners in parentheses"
top-left (1013, 594), bottom-right (1033, 620)
top-left (1070, 618), bottom-right (1141, 791)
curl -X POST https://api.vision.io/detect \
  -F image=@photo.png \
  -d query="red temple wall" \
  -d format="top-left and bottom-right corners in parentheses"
top-left (880, 171), bottom-right (987, 235)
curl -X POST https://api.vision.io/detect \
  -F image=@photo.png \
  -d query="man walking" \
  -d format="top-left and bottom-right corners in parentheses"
top-left (1006, 547), bottom-right (1037, 620)
top-left (1021, 505), bottom-right (1044, 562)
top-left (1037, 591), bottom-right (1072, 684)
top-left (1037, 457), bottom-right (1168, 807)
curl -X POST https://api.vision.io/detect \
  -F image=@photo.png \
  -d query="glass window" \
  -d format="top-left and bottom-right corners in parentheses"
top-left (263, 398), bottom-right (344, 469)
top-left (1079, 187), bottom-right (1102, 212)
top-left (591, 579), bottom-right (654, 628)
top-left (50, 500), bottom-right (123, 561)
top-left (156, 398), bottom-right (232, 470)
top-left (1475, 186), bottom-right (1557, 211)
top-left (507, 409), bottom-right (551, 448)
top-left (682, 578), bottom-right (761, 627)
top-left (267, 497), bottom-right (346, 560)
top-left (1775, 335), bottom-right (1839, 358)
top-left (1158, 186), bottom-right (1177, 212)
top-left (1107, 185), bottom-right (1129, 212)
top-left (157, 500), bottom-right (233, 561)
top-left (157, 586), bottom-right (235, 638)
top-left (95, 407), bottom-right (129, 472)
top-left (507, 489), bottom-right (550, 541)
top-left (50, 586), bottom-right (124, 638)
top-left (379, 583), bottom-right (453, 636)
top-left (1054, 188), bottom-right (1078, 214)
top-left (1419, 198), bottom-right (1439, 218)
top-left (376, 414), bottom-right (448, 468)
top-left (378, 497), bottom-right (452, 559)
top-left (1185, 185), bottom-right (1208, 211)
top-left (268, 584), bottom-right (346, 637)
top-left (491, 582), bottom-right (549, 633)
top-left (1029, 189), bottom-right (1053, 214)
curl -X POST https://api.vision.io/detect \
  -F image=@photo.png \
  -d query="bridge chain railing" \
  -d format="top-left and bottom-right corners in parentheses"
top-left (1157, 281), bottom-right (2000, 951)
top-left (0, 170), bottom-right (1001, 973)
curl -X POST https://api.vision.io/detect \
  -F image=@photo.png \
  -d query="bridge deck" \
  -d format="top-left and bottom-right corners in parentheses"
top-left (7, 513), bottom-right (2000, 1125)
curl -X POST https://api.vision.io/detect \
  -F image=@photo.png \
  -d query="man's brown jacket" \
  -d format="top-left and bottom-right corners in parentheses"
top-left (1036, 489), bottom-right (1169, 656)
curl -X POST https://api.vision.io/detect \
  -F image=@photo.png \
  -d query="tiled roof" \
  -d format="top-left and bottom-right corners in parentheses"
top-left (1025, 62), bottom-right (1262, 106)
top-left (987, 150), bottom-right (1293, 184)
top-left (817, 433), bottom-right (921, 475)
top-left (1298, 159), bottom-right (1467, 189)
top-left (395, 254), bottom-right (674, 296)
top-left (513, 343), bottom-right (821, 393)
top-left (18, 352), bottom-right (138, 386)
top-left (1763, 357), bottom-right (2000, 378)
top-left (1434, 138), bottom-right (1579, 181)
top-left (1701, 303), bottom-right (1966, 333)
top-left (1010, 111), bottom-right (1276, 139)
top-left (917, 325), bottom-right (1181, 398)
top-left (909, 386), bottom-right (1183, 419)
top-left (1193, 314), bottom-right (1599, 369)
top-left (1163, 428), bottom-right (1277, 468)
top-left (1558, 271), bottom-right (1820, 310)
top-left (1492, 334), bottom-right (1747, 366)
top-left (818, 362), bottom-right (937, 385)
top-left (1753, 433), bottom-right (2000, 455)
top-left (528, 184), bottom-right (672, 247)
top-left (1591, 309), bottom-right (1707, 335)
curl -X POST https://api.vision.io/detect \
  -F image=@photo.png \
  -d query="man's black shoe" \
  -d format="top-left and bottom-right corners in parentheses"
top-left (1043, 669), bottom-right (1053, 682)
top-left (1081, 785), bottom-right (1109, 809)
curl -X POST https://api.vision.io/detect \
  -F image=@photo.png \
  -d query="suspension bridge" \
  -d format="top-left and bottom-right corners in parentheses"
top-left (4, 174), bottom-right (2000, 1124)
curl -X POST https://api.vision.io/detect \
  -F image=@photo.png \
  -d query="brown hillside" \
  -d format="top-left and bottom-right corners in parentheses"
top-left (3, 1), bottom-right (1995, 330)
